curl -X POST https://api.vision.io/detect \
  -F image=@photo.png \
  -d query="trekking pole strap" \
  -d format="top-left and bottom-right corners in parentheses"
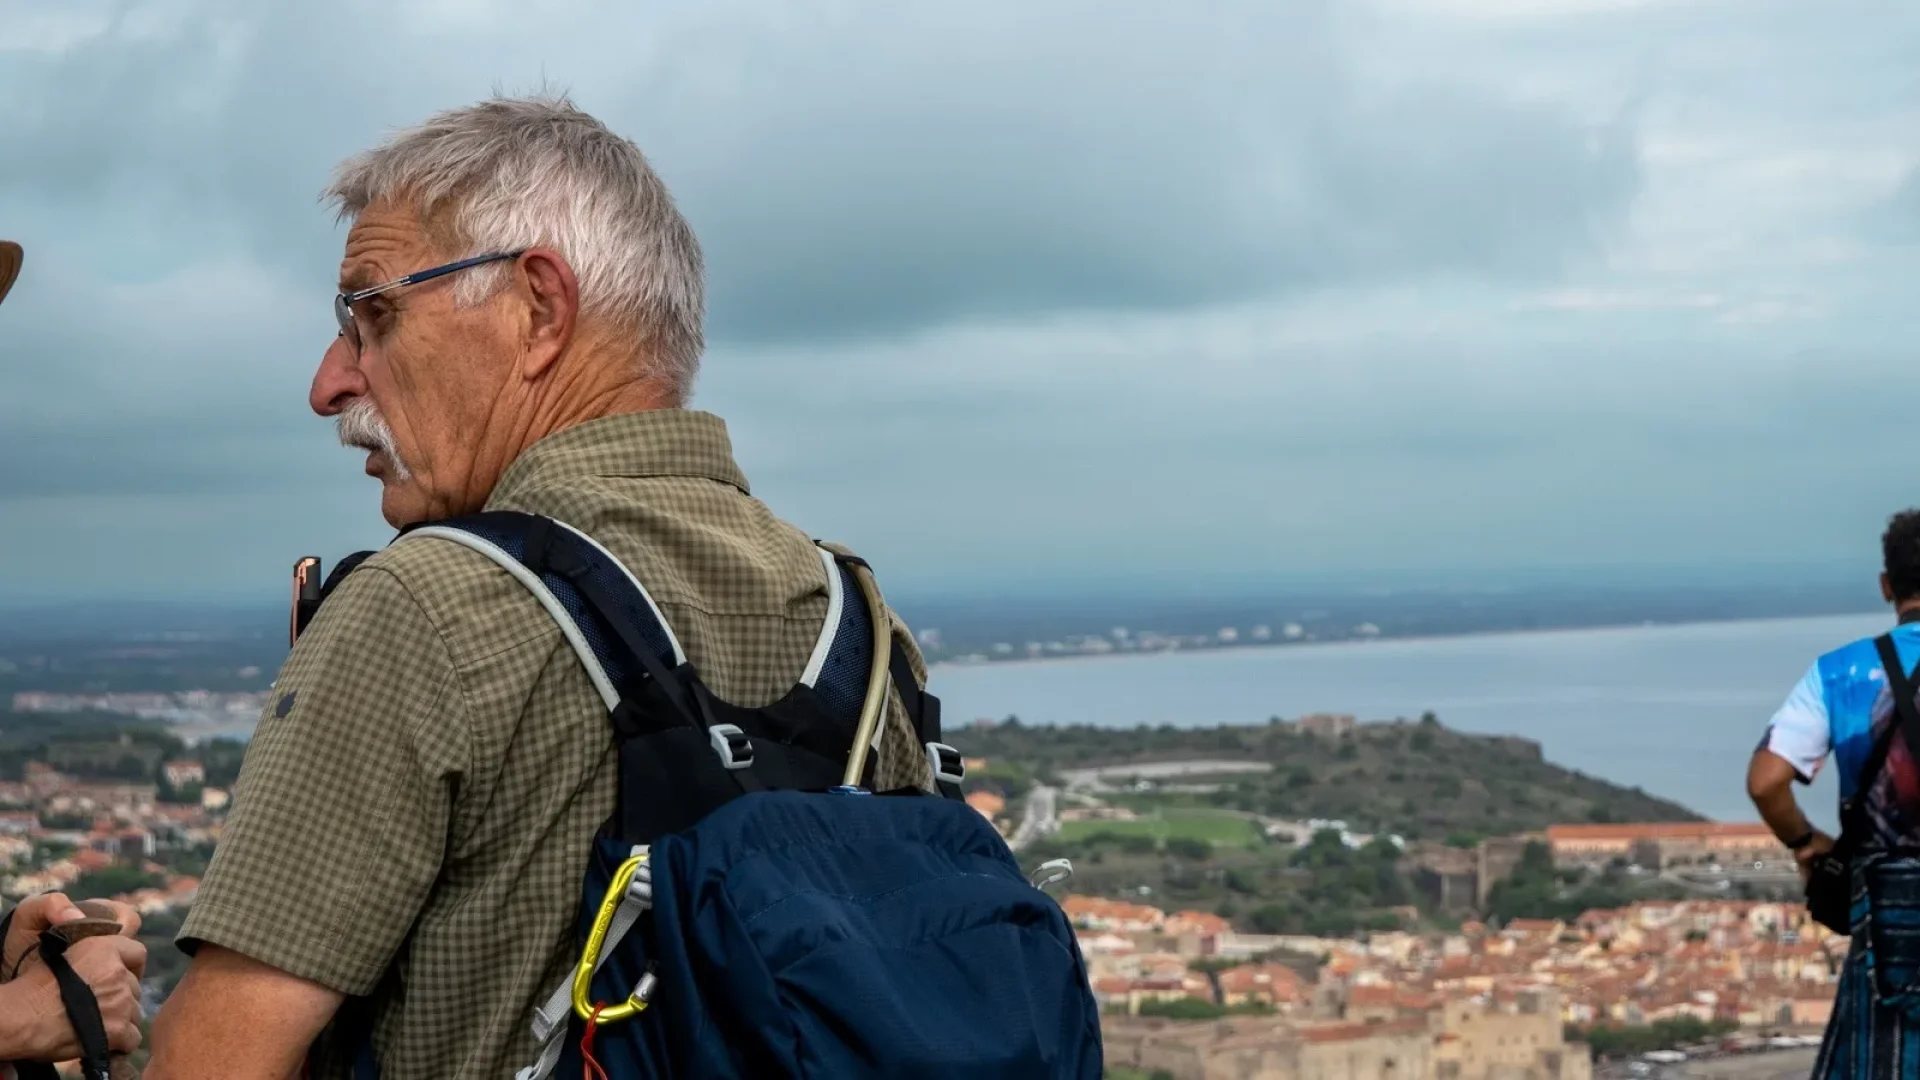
top-left (35, 931), bottom-right (113, 1080)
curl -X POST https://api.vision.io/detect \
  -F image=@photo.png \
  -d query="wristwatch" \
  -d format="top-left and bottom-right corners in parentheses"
top-left (1787, 830), bottom-right (1817, 850)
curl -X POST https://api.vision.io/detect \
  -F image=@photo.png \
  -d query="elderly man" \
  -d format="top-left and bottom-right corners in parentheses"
top-left (0, 241), bottom-right (150, 1071)
top-left (144, 96), bottom-right (935, 1078)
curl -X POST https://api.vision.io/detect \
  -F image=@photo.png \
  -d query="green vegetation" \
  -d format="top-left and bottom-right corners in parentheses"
top-left (1026, 825), bottom-right (1430, 937)
top-left (1136, 997), bottom-right (1275, 1021)
top-left (1242, 832), bottom-right (1415, 937)
top-left (0, 712), bottom-right (177, 782)
top-left (959, 715), bottom-right (1700, 842)
top-left (962, 755), bottom-right (1041, 802)
top-left (1059, 809), bottom-right (1264, 849)
top-left (136, 906), bottom-right (190, 998)
top-left (1485, 841), bottom-right (1686, 924)
top-left (198, 737), bottom-right (248, 788)
top-left (0, 710), bottom-right (248, 789)
top-left (154, 842), bottom-right (215, 879)
top-left (1570, 1017), bottom-right (1737, 1060)
top-left (996, 713), bottom-right (1705, 934)
top-left (66, 866), bottom-right (165, 902)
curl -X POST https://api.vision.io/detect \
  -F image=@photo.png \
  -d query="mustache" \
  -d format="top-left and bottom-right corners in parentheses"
top-left (336, 398), bottom-right (411, 480)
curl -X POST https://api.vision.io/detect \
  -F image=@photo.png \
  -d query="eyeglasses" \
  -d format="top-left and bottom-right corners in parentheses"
top-left (333, 250), bottom-right (526, 353)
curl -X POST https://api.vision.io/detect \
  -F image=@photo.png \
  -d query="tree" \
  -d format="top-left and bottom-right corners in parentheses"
top-left (67, 865), bottom-right (164, 902)
top-left (1574, 1018), bottom-right (1735, 1060)
top-left (1166, 837), bottom-right (1214, 862)
top-left (1248, 903), bottom-right (1300, 934)
top-left (1291, 829), bottom-right (1352, 871)
top-left (1138, 997), bottom-right (1225, 1021)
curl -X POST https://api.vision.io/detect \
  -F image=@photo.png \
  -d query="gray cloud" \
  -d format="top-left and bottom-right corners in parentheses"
top-left (0, 0), bottom-right (1641, 346)
top-left (0, 0), bottom-right (1913, 602)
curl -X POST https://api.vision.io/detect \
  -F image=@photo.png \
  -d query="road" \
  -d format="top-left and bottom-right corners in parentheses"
top-left (1011, 784), bottom-right (1058, 850)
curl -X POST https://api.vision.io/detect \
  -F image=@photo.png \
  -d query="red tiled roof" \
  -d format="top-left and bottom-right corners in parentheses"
top-left (1547, 823), bottom-right (1774, 843)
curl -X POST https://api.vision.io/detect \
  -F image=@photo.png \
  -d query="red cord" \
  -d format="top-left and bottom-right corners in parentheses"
top-left (582, 1004), bottom-right (611, 1080)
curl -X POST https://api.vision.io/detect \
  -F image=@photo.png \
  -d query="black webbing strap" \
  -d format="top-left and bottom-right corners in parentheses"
top-left (35, 931), bottom-right (112, 1080)
top-left (1847, 634), bottom-right (1920, 839)
top-left (0, 904), bottom-right (110, 1080)
top-left (889, 649), bottom-right (963, 801)
top-left (525, 526), bottom-right (768, 812)
top-left (525, 529), bottom-right (703, 734)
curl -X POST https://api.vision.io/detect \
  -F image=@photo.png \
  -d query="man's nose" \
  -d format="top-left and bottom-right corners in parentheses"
top-left (311, 334), bottom-right (366, 417)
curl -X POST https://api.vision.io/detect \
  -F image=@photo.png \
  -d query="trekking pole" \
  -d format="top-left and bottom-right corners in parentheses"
top-left (840, 563), bottom-right (893, 788)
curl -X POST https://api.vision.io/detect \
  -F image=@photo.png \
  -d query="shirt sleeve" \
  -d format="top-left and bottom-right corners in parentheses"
top-left (1761, 661), bottom-right (1831, 784)
top-left (176, 564), bottom-right (470, 996)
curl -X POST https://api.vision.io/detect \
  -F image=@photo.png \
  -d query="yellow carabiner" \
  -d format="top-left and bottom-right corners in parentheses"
top-left (572, 852), bottom-right (652, 1024)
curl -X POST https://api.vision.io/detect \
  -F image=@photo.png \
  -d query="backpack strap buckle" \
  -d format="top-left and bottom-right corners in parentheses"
top-left (709, 724), bottom-right (755, 771)
top-left (926, 741), bottom-right (965, 786)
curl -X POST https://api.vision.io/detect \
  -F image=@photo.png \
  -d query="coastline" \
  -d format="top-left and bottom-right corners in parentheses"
top-left (925, 606), bottom-right (1887, 676)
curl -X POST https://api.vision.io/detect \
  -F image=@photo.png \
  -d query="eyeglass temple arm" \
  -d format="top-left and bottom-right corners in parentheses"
top-left (343, 250), bottom-right (525, 304)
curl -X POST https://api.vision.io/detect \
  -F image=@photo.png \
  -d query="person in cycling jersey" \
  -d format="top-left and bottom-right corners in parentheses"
top-left (1751, 507), bottom-right (1920, 1077)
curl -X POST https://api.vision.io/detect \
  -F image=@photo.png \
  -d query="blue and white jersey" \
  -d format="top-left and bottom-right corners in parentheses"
top-left (1763, 622), bottom-right (1920, 846)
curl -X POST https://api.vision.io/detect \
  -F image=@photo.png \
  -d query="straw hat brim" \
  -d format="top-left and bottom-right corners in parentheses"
top-left (0, 242), bottom-right (20, 308)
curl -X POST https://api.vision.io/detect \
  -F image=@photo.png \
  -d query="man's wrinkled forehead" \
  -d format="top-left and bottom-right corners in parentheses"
top-left (336, 198), bottom-right (448, 291)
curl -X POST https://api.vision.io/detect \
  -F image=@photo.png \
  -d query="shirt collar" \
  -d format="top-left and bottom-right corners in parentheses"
top-left (488, 409), bottom-right (751, 505)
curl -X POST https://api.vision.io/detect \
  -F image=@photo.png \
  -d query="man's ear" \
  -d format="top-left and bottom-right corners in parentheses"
top-left (1885, 572), bottom-right (1897, 605)
top-left (517, 248), bottom-right (579, 380)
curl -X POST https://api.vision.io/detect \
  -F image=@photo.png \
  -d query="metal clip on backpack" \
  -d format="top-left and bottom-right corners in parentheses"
top-left (360, 511), bottom-right (1102, 1080)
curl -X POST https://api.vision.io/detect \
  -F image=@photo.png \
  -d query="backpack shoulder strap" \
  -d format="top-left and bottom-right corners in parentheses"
top-left (390, 516), bottom-right (965, 801)
top-left (399, 511), bottom-right (688, 713)
top-left (1853, 634), bottom-right (1920, 836)
top-left (814, 543), bottom-right (966, 801)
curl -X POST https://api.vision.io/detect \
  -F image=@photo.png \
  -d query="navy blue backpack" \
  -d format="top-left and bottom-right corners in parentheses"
top-left (365, 512), bottom-right (1103, 1079)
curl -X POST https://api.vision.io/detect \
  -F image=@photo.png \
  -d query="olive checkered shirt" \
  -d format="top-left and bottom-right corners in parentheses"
top-left (177, 409), bottom-right (934, 1078)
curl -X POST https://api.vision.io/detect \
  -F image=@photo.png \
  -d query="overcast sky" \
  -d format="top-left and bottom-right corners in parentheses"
top-left (1, 0), bottom-right (1917, 603)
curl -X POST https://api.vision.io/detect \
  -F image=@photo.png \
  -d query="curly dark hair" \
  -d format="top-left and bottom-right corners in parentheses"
top-left (1885, 510), bottom-right (1920, 602)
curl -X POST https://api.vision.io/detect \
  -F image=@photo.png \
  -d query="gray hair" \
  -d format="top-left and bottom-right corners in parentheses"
top-left (324, 93), bottom-right (705, 400)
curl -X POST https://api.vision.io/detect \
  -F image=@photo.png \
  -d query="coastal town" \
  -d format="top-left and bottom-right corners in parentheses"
top-left (1058, 888), bottom-right (1834, 1079)
top-left (0, 727), bottom-right (1840, 1080)
top-left (959, 765), bottom-right (1836, 1080)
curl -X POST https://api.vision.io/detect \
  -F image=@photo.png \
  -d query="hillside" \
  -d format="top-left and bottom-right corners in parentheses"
top-left (957, 712), bottom-right (1703, 842)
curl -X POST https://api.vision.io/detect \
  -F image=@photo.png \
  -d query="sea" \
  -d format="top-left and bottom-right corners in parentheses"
top-left (926, 611), bottom-right (1898, 830)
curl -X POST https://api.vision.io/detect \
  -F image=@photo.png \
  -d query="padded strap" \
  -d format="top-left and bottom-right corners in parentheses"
top-left (398, 515), bottom-right (937, 804)
top-left (401, 512), bottom-right (687, 702)
top-left (809, 556), bottom-right (876, 722)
